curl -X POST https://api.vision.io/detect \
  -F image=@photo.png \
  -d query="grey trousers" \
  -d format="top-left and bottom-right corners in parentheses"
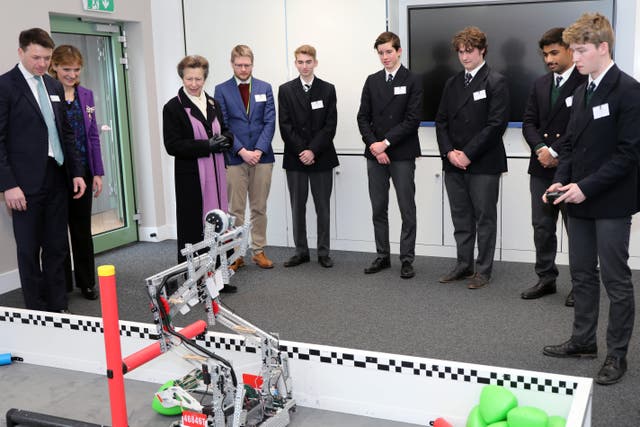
top-left (569, 216), bottom-right (634, 359)
top-left (530, 174), bottom-right (567, 281)
top-left (444, 172), bottom-right (500, 277)
top-left (286, 169), bottom-right (333, 257)
top-left (367, 159), bottom-right (416, 263)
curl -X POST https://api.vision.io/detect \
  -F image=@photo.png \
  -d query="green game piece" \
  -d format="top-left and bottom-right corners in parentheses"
top-left (488, 422), bottom-right (508, 427)
top-left (548, 415), bottom-right (567, 427)
top-left (151, 380), bottom-right (183, 416)
top-left (479, 385), bottom-right (518, 424)
top-left (467, 405), bottom-right (488, 427)
top-left (507, 406), bottom-right (548, 427)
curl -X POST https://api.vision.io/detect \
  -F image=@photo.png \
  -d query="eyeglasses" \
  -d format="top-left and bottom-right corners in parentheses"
top-left (233, 63), bottom-right (253, 69)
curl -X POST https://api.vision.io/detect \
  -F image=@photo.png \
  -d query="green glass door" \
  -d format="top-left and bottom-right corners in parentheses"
top-left (50, 16), bottom-right (137, 253)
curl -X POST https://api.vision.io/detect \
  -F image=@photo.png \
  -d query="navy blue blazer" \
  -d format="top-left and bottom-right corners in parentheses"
top-left (435, 63), bottom-right (509, 175)
top-left (357, 65), bottom-right (422, 161)
top-left (214, 76), bottom-right (276, 166)
top-left (522, 67), bottom-right (586, 179)
top-left (278, 76), bottom-right (338, 172)
top-left (0, 65), bottom-right (83, 194)
top-left (554, 64), bottom-right (640, 219)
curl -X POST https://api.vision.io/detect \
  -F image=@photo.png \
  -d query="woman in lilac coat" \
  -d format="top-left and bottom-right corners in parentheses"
top-left (50, 45), bottom-right (104, 300)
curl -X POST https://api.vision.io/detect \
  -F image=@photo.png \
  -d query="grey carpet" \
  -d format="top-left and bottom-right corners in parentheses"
top-left (1, 241), bottom-right (639, 426)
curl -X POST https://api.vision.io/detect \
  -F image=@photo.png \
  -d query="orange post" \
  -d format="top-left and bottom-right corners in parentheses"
top-left (98, 265), bottom-right (128, 427)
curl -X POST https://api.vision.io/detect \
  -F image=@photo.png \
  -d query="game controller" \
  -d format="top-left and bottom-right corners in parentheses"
top-left (545, 190), bottom-right (566, 203)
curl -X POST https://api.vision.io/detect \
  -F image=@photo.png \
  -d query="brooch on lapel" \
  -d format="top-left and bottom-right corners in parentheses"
top-left (86, 105), bottom-right (96, 120)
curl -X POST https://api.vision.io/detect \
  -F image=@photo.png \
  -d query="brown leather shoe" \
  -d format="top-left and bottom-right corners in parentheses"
top-left (229, 256), bottom-right (245, 272)
top-left (252, 252), bottom-right (274, 269)
top-left (467, 273), bottom-right (490, 289)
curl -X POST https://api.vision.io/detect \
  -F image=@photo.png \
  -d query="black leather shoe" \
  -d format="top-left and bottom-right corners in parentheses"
top-left (318, 256), bottom-right (333, 268)
top-left (543, 339), bottom-right (597, 358)
top-left (520, 280), bottom-right (556, 299)
top-left (400, 261), bottom-right (415, 279)
top-left (439, 266), bottom-right (474, 283)
top-left (565, 290), bottom-right (575, 307)
top-left (467, 273), bottom-right (490, 289)
top-left (220, 284), bottom-right (238, 294)
top-left (595, 356), bottom-right (627, 385)
top-left (364, 257), bottom-right (390, 274)
top-left (81, 287), bottom-right (99, 300)
top-left (284, 254), bottom-right (310, 267)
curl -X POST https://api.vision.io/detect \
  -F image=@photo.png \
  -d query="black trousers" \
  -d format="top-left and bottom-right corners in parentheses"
top-left (569, 216), bottom-right (634, 359)
top-left (12, 158), bottom-right (69, 311)
top-left (65, 173), bottom-right (96, 291)
top-left (367, 159), bottom-right (416, 263)
top-left (530, 175), bottom-right (567, 282)
top-left (444, 172), bottom-right (500, 277)
top-left (286, 169), bottom-right (333, 257)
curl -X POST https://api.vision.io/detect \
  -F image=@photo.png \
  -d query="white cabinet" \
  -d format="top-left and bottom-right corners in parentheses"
top-left (266, 156), bottom-right (290, 248)
top-left (333, 156), bottom-right (375, 250)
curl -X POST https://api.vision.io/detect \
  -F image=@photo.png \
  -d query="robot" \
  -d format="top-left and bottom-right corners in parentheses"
top-left (144, 210), bottom-right (296, 427)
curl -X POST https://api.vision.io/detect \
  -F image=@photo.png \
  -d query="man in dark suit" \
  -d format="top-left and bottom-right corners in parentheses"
top-left (435, 26), bottom-right (509, 290)
top-left (520, 28), bottom-right (586, 305)
top-left (215, 45), bottom-right (276, 271)
top-left (278, 45), bottom-right (338, 268)
top-left (0, 28), bottom-right (86, 312)
top-left (357, 31), bottom-right (422, 279)
top-left (542, 13), bottom-right (640, 386)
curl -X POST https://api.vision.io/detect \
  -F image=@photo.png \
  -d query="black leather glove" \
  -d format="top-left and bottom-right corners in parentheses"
top-left (208, 134), bottom-right (231, 153)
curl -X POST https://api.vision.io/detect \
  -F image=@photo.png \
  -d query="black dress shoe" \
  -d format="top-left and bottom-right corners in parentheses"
top-left (364, 257), bottom-right (390, 274)
top-left (81, 287), bottom-right (99, 300)
top-left (284, 254), bottom-right (310, 267)
top-left (439, 266), bottom-right (474, 283)
top-left (543, 339), bottom-right (597, 358)
top-left (400, 261), bottom-right (414, 279)
top-left (220, 284), bottom-right (238, 294)
top-left (318, 256), bottom-right (333, 268)
top-left (595, 356), bottom-right (627, 385)
top-left (520, 280), bottom-right (556, 299)
top-left (565, 290), bottom-right (575, 307)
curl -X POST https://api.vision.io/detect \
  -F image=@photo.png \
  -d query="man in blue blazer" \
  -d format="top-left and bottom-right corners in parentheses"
top-left (520, 28), bottom-right (586, 305)
top-left (214, 45), bottom-right (276, 271)
top-left (542, 13), bottom-right (640, 386)
top-left (0, 28), bottom-right (86, 312)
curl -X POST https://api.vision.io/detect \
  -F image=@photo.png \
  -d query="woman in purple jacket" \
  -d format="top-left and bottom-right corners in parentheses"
top-left (50, 45), bottom-right (104, 301)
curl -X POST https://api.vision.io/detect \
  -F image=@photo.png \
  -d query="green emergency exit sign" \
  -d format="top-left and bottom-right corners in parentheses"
top-left (84, 0), bottom-right (115, 13)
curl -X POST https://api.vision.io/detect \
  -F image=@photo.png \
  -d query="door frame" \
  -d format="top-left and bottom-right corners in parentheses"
top-left (50, 15), bottom-right (138, 253)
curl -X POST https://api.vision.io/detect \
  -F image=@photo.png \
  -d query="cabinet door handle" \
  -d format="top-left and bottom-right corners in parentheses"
top-left (435, 173), bottom-right (441, 178)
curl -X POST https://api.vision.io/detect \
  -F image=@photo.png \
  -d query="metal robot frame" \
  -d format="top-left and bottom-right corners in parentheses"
top-left (145, 210), bottom-right (296, 427)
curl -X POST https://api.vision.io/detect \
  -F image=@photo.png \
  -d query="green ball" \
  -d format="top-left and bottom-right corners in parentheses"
top-left (479, 385), bottom-right (518, 424)
top-left (507, 406), bottom-right (548, 427)
top-left (151, 380), bottom-right (183, 416)
top-left (548, 415), bottom-right (567, 427)
top-left (467, 405), bottom-right (488, 427)
top-left (488, 422), bottom-right (508, 427)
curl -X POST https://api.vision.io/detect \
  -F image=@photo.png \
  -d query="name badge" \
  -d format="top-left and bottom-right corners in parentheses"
top-left (311, 100), bottom-right (324, 110)
top-left (565, 96), bottom-right (573, 107)
top-left (254, 94), bottom-right (267, 102)
top-left (49, 95), bottom-right (60, 102)
top-left (473, 89), bottom-right (487, 101)
top-left (394, 86), bottom-right (407, 95)
top-left (592, 103), bottom-right (610, 120)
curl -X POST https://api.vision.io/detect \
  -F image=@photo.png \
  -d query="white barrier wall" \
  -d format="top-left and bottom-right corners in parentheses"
top-left (0, 307), bottom-right (592, 426)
